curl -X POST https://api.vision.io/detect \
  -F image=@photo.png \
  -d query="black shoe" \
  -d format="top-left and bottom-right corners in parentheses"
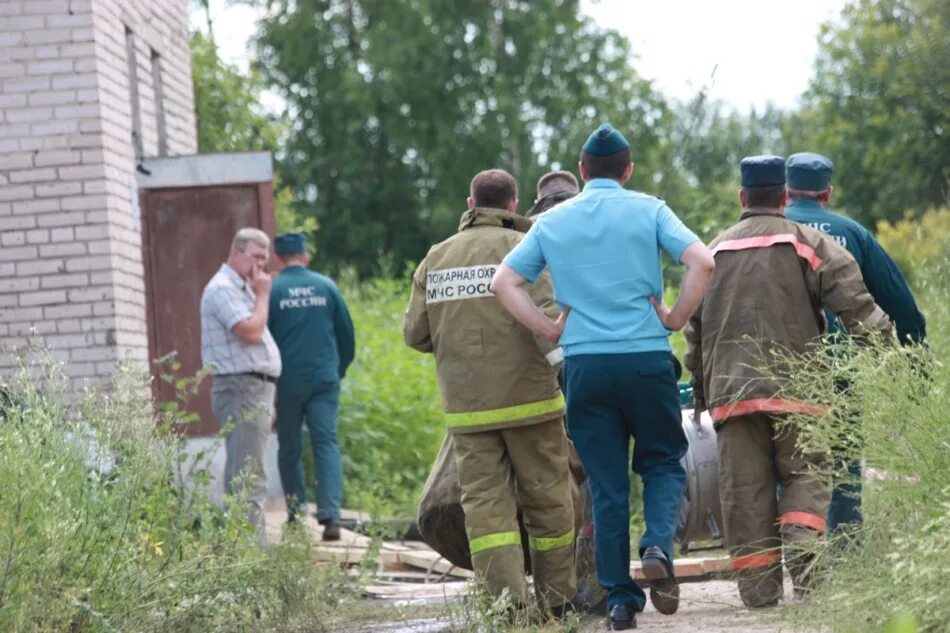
top-left (550, 601), bottom-right (578, 621)
top-left (641, 546), bottom-right (679, 615)
top-left (607, 604), bottom-right (636, 630)
top-left (320, 519), bottom-right (341, 542)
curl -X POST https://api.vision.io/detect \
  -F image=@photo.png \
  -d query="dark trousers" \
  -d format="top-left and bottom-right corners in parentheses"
top-left (563, 352), bottom-right (687, 611)
top-left (829, 378), bottom-right (863, 533)
top-left (828, 457), bottom-right (863, 531)
top-left (275, 381), bottom-right (343, 522)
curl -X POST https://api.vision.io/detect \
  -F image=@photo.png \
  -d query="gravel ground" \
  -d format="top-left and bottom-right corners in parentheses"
top-left (337, 581), bottom-right (808, 633)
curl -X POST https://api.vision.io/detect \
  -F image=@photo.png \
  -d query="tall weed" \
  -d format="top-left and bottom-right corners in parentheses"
top-left (337, 273), bottom-right (444, 517)
top-left (773, 259), bottom-right (950, 632)
top-left (0, 356), bottom-right (350, 632)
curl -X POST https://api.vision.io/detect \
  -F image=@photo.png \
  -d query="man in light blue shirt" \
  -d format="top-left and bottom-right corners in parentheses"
top-left (492, 124), bottom-right (714, 630)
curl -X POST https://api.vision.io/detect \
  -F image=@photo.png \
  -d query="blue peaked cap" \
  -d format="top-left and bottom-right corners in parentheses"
top-left (274, 232), bottom-right (306, 255)
top-left (582, 123), bottom-right (630, 157)
top-left (740, 155), bottom-right (786, 188)
top-left (787, 152), bottom-right (834, 191)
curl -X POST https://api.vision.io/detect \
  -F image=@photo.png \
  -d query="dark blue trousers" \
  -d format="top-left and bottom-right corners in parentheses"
top-left (828, 457), bottom-right (863, 531)
top-left (275, 381), bottom-right (343, 523)
top-left (564, 352), bottom-right (687, 611)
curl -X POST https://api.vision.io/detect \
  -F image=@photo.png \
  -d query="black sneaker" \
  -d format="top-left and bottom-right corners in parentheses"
top-left (607, 604), bottom-right (636, 630)
top-left (320, 519), bottom-right (341, 542)
top-left (550, 601), bottom-right (578, 621)
top-left (641, 546), bottom-right (680, 615)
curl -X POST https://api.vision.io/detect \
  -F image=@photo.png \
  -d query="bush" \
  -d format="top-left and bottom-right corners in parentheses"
top-left (773, 257), bottom-right (950, 632)
top-left (336, 273), bottom-right (444, 517)
top-left (876, 207), bottom-right (950, 286)
top-left (0, 357), bottom-right (350, 632)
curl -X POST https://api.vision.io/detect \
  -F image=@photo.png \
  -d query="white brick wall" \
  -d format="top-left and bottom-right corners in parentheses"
top-left (0, 0), bottom-right (196, 390)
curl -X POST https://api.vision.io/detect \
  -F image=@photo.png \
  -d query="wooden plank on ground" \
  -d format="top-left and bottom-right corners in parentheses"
top-left (629, 556), bottom-right (731, 582)
top-left (363, 581), bottom-right (469, 601)
top-left (395, 549), bottom-right (474, 579)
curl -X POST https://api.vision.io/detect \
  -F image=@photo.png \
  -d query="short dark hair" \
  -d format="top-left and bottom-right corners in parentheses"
top-left (580, 148), bottom-right (632, 180)
top-left (786, 187), bottom-right (828, 202)
top-left (537, 170), bottom-right (579, 197)
top-left (742, 185), bottom-right (786, 208)
top-left (470, 169), bottom-right (518, 209)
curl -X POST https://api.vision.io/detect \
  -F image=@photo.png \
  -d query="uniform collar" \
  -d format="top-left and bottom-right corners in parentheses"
top-left (740, 206), bottom-right (786, 220)
top-left (786, 199), bottom-right (823, 211)
top-left (457, 207), bottom-right (532, 234)
top-left (583, 178), bottom-right (624, 190)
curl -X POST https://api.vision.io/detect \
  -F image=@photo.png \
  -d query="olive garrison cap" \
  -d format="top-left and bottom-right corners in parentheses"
top-left (786, 152), bottom-right (834, 191)
top-left (740, 155), bottom-right (786, 188)
top-left (582, 123), bottom-right (630, 157)
top-left (274, 232), bottom-right (306, 255)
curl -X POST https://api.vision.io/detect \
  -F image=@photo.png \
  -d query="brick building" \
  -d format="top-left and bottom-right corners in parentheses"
top-left (0, 0), bottom-right (197, 388)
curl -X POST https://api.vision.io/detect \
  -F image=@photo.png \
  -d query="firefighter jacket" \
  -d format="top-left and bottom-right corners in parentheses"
top-left (403, 207), bottom-right (564, 434)
top-left (684, 207), bottom-right (893, 424)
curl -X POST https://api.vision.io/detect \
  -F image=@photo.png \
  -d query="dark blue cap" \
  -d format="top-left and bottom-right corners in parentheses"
top-left (582, 123), bottom-right (630, 157)
top-left (274, 232), bottom-right (306, 255)
top-left (740, 155), bottom-right (786, 188)
top-left (787, 152), bottom-right (834, 191)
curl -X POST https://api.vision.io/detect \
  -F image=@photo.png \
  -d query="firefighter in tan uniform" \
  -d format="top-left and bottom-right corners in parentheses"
top-left (403, 169), bottom-right (576, 617)
top-left (684, 155), bottom-right (893, 608)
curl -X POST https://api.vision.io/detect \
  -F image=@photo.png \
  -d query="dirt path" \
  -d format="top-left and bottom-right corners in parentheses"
top-left (264, 506), bottom-right (803, 633)
top-left (340, 581), bottom-right (804, 633)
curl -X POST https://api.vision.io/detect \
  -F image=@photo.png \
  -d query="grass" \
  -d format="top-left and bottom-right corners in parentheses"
top-left (0, 355), bottom-right (355, 632)
top-left (770, 259), bottom-right (950, 633)
top-left (335, 273), bottom-right (445, 520)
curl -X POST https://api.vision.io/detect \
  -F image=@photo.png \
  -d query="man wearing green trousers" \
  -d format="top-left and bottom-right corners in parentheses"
top-left (269, 233), bottom-right (355, 540)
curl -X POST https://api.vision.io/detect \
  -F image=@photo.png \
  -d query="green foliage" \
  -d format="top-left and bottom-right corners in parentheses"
top-left (875, 207), bottom-right (950, 286)
top-left (657, 98), bottom-right (792, 241)
top-left (191, 31), bottom-right (283, 154)
top-left (190, 28), bottom-right (318, 246)
top-left (335, 273), bottom-right (444, 516)
top-left (0, 357), bottom-right (351, 631)
top-left (794, 0), bottom-right (950, 227)
top-left (253, 0), bottom-right (668, 276)
top-left (774, 257), bottom-right (950, 633)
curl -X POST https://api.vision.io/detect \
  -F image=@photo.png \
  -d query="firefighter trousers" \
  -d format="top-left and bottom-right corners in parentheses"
top-left (453, 418), bottom-right (576, 608)
top-left (717, 412), bottom-right (831, 607)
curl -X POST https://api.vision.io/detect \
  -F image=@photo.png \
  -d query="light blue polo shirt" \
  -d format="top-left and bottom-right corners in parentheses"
top-left (504, 179), bottom-right (699, 356)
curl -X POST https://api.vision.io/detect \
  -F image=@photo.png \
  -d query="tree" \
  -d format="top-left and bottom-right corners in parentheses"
top-left (658, 96), bottom-right (792, 239)
top-left (252, 0), bottom-right (668, 276)
top-left (795, 0), bottom-right (950, 226)
top-left (189, 26), bottom-right (316, 234)
top-left (190, 31), bottom-right (283, 155)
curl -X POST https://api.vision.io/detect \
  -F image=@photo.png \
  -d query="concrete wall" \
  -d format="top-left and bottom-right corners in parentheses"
top-left (0, 0), bottom-right (196, 388)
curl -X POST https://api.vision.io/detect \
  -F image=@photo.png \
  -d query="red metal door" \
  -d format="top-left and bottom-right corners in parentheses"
top-left (142, 182), bottom-right (275, 435)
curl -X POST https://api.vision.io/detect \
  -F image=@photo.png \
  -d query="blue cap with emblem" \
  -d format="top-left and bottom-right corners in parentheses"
top-left (582, 123), bottom-right (630, 157)
top-left (740, 155), bottom-right (786, 188)
top-left (786, 152), bottom-right (834, 191)
top-left (274, 232), bottom-right (306, 255)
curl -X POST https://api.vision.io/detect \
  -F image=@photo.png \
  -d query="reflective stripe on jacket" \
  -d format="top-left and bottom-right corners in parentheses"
top-left (684, 207), bottom-right (893, 424)
top-left (403, 207), bottom-right (563, 434)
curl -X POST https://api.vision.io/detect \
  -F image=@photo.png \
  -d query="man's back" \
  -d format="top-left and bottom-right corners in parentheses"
top-left (691, 209), bottom-right (890, 420)
top-left (516, 179), bottom-right (697, 356)
top-left (269, 266), bottom-right (354, 386)
top-left (404, 208), bottom-right (561, 429)
top-left (786, 200), bottom-right (926, 343)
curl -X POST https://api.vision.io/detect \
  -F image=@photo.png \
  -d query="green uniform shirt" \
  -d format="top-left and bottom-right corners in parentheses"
top-left (786, 199), bottom-right (926, 344)
top-left (268, 265), bottom-right (355, 387)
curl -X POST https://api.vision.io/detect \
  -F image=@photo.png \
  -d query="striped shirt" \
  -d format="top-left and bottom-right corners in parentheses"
top-left (200, 263), bottom-right (281, 377)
